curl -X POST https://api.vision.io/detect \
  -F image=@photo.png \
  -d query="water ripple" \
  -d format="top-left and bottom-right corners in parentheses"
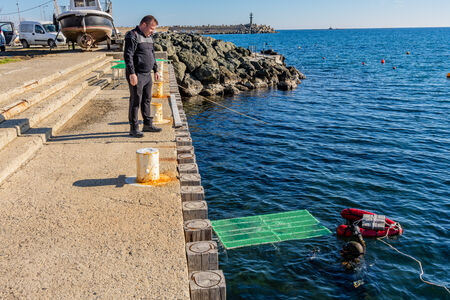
top-left (185, 28), bottom-right (450, 299)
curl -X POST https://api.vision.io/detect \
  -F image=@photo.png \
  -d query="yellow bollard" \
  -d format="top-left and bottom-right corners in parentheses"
top-left (136, 148), bottom-right (159, 183)
top-left (156, 81), bottom-right (164, 98)
top-left (153, 81), bottom-right (164, 98)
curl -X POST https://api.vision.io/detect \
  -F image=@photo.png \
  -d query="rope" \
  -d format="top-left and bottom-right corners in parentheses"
top-left (198, 95), bottom-right (268, 125)
top-left (377, 222), bottom-right (450, 294)
top-left (177, 85), bottom-right (268, 125)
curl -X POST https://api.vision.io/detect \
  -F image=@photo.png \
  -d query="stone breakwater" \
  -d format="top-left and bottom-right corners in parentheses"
top-left (168, 24), bottom-right (276, 34)
top-left (153, 32), bottom-right (306, 97)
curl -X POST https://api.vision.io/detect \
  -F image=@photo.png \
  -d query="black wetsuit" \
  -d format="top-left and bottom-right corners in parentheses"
top-left (124, 26), bottom-right (158, 130)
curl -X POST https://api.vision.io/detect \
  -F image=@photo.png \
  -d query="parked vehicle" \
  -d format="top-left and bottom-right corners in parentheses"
top-left (0, 21), bottom-right (18, 46)
top-left (19, 20), bottom-right (66, 48)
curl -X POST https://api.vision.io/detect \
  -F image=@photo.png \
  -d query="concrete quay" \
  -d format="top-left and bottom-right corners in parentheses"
top-left (0, 54), bottom-right (225, 298)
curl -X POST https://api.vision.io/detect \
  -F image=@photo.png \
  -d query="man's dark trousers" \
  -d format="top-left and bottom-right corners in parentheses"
top-left (127, 71), bottom-right (153, 130)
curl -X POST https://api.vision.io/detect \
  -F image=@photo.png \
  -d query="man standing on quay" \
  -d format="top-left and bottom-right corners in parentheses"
top-left (124, 15), bottom-right (162, 137)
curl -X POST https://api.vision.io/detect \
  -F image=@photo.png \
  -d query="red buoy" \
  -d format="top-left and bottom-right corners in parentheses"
top-left (337, 208), bottom-right (403, 238)
top-left (362, 62), bottom-right (365, 65)
top-left (322, 57), bottom-right (325, 60)
top-left (381, 59), bottom-right (385, 64)
top-left (393, 66), bottom-right (396, 70)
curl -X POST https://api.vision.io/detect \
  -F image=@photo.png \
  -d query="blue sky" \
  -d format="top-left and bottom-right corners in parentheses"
top-left (1, 0), bottom-right (450, 29)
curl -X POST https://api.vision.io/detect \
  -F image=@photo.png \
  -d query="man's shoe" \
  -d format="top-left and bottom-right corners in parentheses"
top-left (142, 124), bottom-right (162, 132)
top-left (129, 129), bottom-right (144, 138)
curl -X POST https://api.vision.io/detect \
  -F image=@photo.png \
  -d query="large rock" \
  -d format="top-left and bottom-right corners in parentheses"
top-left (277, 80), bottom-right (297, 91)
top-left (268, 75), bottom-right (279, 86)
top-left (194, 64), bottom-right (220, 84)
top-left (235, 46), bottom-right (250, 57)
top-left (172, 61), bottom-right (187, 83)
top-left (192, 41), bottom-right (206, 54)
top-left (178, 50), bottom-right (205, 72)
top-left (235, 68), bottom-right (251, 80)
top-left (243, 80), bottom-right (255, 90)
top-left (236, 84), bottom-right (249, 91)
top-left (180, 74), bottom-right (203, 97)
top-left (155, 37), bottom-right (176, 57)
top-left (193, 35), bottom-right (214, 49)
top-left (250, 61), bottom-right (263, 71)
top-left (256, 69), bottom-right (271, 79)
top-left (154, 44), bottom-right (163, 51)
top-left (224, 84), bottom-right (240, 96)
top-left (204, 47), bottom-right (218, 60)
top-left (219, 66), bottom-right (239, 85)
top-left (253, 78), bottom-right (268, 89)
top-left (168, 53), bottom-right (179, 63)
top-left (173, 36), bottom-right (193, 49)
top-left (240, 61), bottom-right (256, 76)
top-left (224, 50), bottom-right (241, 60)
top-left (200, 84), bottom-right (224, 96)
top-left (278, 69), bottom-right (292, 81)
top-left (287, 66), bottom-right (306, 79)
top-left (216, 57), bottom-right (239, 71)
top-left (212, 40), bottom-right (235, 56)
top-left (204, 58), bottom-right (219, 68)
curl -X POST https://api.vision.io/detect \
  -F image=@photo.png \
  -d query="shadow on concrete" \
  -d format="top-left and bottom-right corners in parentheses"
top-left (49, 131), bottom-right (130, 142)
top-left (0, 118), bottom-right (30, 135)
top-left (73, 175), bottom-right (127, 188)
top-left (108, 120), bottom-right (141, 126)
top-left (0, 47), bottom-right (84, 58)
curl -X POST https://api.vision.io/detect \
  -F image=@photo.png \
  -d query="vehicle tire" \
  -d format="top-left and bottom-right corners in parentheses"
top-left (48, 39), bottom-right (57, 48)
top-left (21, 39), bottom-right (29, 48)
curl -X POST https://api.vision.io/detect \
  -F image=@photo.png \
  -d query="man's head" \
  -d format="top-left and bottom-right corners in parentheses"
top-left (139, 15), bottom-right (158, 37)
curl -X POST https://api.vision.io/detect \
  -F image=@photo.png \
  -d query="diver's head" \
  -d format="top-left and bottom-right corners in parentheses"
top-left (340, 241), bottom-right (365, 260)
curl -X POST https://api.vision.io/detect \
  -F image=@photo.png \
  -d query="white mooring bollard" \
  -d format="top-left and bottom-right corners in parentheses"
top-left (151, 102), bottom-right (170, 124)
top-left (151, 103), bottom-right (163, 123)
top-left (136, 148), bottom-right (159, 183)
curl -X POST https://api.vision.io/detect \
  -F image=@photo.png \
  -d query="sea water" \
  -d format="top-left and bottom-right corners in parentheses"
top-left (183, 28), bottom-right (450, 299)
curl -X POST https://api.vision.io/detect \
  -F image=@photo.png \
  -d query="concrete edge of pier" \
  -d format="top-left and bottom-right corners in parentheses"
top-left (166, 57), bottom-right (227, 300)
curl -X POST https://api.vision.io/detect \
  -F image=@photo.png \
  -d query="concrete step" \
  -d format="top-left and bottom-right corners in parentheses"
top-left (0, 61), bottom-right (112, 152)
top-left (0, 53), bottom-right (107, 107)
top-left (0, 56), bottom-right (112, 123)
top-left (0, 135), bottom-right (44, 185)
top-left (0, 84), bottom-right (106, 184)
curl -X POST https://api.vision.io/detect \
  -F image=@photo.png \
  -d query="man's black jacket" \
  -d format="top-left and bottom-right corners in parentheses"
top-left (124, 26), bottom-right (158, 75)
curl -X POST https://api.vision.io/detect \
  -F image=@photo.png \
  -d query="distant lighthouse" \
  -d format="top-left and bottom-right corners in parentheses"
top-left (249, 12), bottom-right (253, 33)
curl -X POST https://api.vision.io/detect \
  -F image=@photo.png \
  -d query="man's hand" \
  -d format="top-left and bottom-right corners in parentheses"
top-left (154, 71), bottom-right (160, 82)
top-left (129, 74), bottom-right (138, 86)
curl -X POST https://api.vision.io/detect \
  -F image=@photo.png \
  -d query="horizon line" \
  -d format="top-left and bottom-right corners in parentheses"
top-left (275, 25), bottom-right (450, 30)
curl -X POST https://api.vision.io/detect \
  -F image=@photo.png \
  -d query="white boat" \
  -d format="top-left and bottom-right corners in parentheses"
top-left (54, 0), bottom-right (113, 49)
